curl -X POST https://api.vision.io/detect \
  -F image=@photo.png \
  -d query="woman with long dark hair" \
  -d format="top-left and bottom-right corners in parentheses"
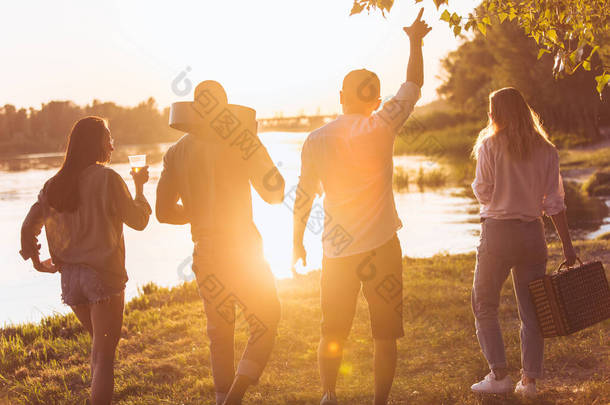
top-left (20, 116), bottom-right (151, 404)
top-left (469, 88), bottom-right (576, 397)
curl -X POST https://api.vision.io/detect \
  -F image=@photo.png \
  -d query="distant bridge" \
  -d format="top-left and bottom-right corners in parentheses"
top-left (258, 114), bottom-right (337, 133)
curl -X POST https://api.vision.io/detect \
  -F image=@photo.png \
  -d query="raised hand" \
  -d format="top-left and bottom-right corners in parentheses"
top-left (403, 8), bottom-right (432, 41)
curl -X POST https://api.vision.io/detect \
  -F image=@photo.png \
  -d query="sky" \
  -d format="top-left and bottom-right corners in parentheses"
top-left (1, 0), bottom-right (479, 117)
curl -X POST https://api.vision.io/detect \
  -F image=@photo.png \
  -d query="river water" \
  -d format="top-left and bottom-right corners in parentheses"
top-left (1, 131), bottom-right (484, 325)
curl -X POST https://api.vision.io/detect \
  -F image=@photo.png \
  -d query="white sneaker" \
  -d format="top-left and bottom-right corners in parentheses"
top-left (471, 372), bottom-right (513, 394)
top-left (320, 391), bottom-right (338, 405)
top-left (514, 380), bottom-right (537, 397)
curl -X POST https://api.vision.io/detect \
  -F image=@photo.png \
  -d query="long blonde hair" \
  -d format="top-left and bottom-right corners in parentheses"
top-left (472, 87), bottom-right (554, 160)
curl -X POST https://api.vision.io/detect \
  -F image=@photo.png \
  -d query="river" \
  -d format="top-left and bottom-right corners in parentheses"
top-left (0, 131), bottom-right (486, 325)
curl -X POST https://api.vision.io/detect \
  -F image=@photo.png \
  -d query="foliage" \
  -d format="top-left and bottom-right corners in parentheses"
top-left (1, 242), bottom-right (609, 404)
top-left (437, 19), bottom-right (607, 140)
top-left (395, 119), bottom-right (483, 159)
top-left (563, 180), bottom-right (609, 228)
top-left (415, 166), bottom-right (448, 188)
top-left (350, 0), bottom-right (610, 94)
top-left (559, 146), bottom-right (610, 169)
top-left (582, 168), bottom-right (610, 197)
top-left (393, 167), bottom-right (410, 191)
top-left (0, 98), bottom-right (179, 156)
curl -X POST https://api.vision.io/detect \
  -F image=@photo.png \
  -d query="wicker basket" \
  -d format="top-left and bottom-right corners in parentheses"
top-left (529, 260), bottom-right (610, 338)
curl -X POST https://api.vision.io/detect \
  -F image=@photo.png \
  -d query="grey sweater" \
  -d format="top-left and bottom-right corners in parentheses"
top-left (20, 164), bottom-right (151, 288)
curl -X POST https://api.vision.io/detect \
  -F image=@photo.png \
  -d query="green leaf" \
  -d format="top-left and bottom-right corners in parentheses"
top-left (477, 22), bottom-right (487, 36)
top-left (532, 31), bottom-right (540, 44)
top-left (482, 16), bottom-right (491, 25)
top-left (433, 0), bottom-right (447, 9)
top-left (586, 46), bottom-right (600, 61)
top-left (595, 73), bottom-right (610, 94)
top-left (450, 12), bottom-right (460, 25)
top-left (350, 1), bottom-right (365, 15)
top-left (508, 8), bottom-right (517, 21)
top-left (537, 49), bottom-right (550, 60)
top-left (569, 50), bottom-right (578, 64)
top-left (440, 9), bottom-right (451, 22)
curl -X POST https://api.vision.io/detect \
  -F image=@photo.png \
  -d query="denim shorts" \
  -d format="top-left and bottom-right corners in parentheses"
top-left (60, 264), bottom-right (124, 306)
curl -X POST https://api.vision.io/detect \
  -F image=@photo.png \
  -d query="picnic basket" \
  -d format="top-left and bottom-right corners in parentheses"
top-left (528, 259), bottom-right (610, 338)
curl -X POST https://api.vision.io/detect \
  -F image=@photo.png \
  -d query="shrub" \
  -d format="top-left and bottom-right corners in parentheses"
top-left (582, 169), bottom-right (610, 197)
top-left (549, 131), bottom-right (592, 148)
top-left (393, 167), bottom-right (409, 192)
top-left (415, 167), bottom-right (448, 189)
top-left (563, 181), bottom-right (608, 229)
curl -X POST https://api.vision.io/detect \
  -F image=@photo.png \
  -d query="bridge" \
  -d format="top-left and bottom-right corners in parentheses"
top-left (258, 114), bottom-right (337, 133)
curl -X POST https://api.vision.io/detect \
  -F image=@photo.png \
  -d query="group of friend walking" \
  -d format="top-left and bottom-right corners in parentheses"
top-left (19, 9), bottom-right (577, 405)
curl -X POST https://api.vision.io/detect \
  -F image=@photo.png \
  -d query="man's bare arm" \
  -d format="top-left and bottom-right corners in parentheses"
top-left (292, 183), bottom-right (315, 268)
top-left (403, 8), bottom-right (431, 88)
top-left (156, 171), bottom-right (189, 225)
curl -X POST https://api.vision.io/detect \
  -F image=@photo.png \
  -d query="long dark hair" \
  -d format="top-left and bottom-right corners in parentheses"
top-left (45, 116), bottom-right (110, 212)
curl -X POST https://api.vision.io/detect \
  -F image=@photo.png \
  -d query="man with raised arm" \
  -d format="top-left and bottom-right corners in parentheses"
top-left (292, 9), bottom-right (431, 405)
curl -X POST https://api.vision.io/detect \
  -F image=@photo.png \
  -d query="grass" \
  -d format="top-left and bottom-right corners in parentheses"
top-left (559, 148), bottom-right (610, 171)
top-left (597, 232), bottom-right (610, 241)
top-left (394, 121), bottom-right (482, 161)
top-left (394, 107), bottom-right (609, 176)
top-left (415, 167), bottom-right (447, 189)
top-left (393, 166), bottom-right (449, 191)
top-left (1, 241), bottom-right (608, 405)
top-left (393, 167), bottom-right (410, 192)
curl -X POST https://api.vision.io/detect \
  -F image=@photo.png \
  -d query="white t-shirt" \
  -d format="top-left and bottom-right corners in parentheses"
top-left (298, 82), bottom-right (421, 258)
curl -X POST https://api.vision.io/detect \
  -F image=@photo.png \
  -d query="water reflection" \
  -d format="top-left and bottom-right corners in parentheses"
top-left (0, 132), bottom-right (503, 325)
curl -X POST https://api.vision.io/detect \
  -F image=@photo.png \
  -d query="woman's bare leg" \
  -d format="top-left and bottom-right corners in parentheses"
top-left (89, 293), bottom-right (124, 405)
top-left (70, 304), bottom-right (93, 336)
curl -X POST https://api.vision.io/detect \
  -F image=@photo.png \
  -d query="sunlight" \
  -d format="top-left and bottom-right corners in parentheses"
top-left (1, 0), bottom-right (480, 115)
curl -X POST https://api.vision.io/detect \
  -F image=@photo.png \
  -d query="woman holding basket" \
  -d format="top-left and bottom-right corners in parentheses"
top-left (470, 88), bottom-right (576, 397)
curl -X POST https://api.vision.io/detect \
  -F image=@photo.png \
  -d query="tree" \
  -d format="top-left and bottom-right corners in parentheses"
top-left (440, 19), bottom-right (606, 140)
top-left (0, 98), bottom-right (181, 155)
top-left (350, 0), bottom-right (610, 94)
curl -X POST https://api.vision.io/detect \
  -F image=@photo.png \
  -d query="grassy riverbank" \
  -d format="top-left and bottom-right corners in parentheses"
top-left (1, 240), bottom-right (608, 405)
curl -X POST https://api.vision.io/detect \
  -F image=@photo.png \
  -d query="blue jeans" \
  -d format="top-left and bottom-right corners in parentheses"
top-left (472, 218), bottom-right (547, 379)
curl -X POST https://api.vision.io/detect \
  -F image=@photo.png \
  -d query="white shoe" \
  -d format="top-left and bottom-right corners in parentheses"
top-left (514, 380), bottom-right (537, 397)
top-left (320, 391), bottom-right (338, 405)
top-left (471, 372), bottom-right (513, 394)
